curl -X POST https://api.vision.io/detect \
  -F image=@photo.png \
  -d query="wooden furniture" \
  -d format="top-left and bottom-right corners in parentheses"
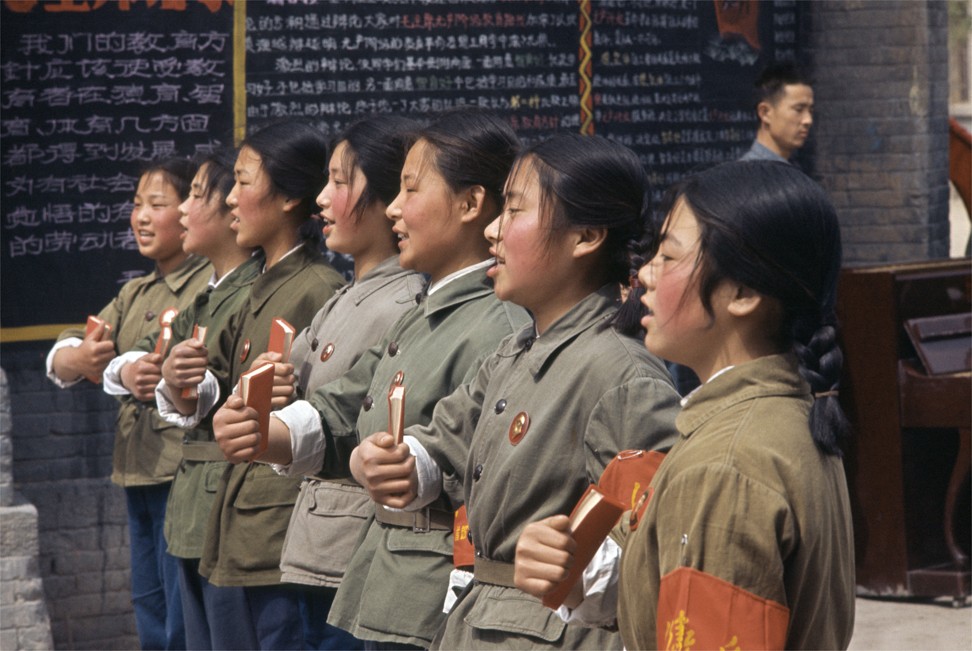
top-left (950, 118), bottom-right (971, 216)
top-left (837, 259), bottom-right (971, 606)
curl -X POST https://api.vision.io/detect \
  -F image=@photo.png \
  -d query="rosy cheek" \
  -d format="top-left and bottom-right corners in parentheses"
top-left (334, 198), bottom-right (348, 220)
top-left (653, 274), bottom-right (690, 323)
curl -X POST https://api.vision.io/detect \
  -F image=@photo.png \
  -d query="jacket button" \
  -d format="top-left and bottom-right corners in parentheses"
top-left (494, 399), bottom-right (507, 414)
top-left (239, 339), bottom-right (250, 363)
top-left (362, 395), bottom-right (374, 411)
top-left (388, 341), bottom-right (399, 356)
top-left (473, 463), bottom-right (483, 481)
top-left (311, 338), bottom-right (319, 351)
top-left (145, 310), bottom-right (156, 322)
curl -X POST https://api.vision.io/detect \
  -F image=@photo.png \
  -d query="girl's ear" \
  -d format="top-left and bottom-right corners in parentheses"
top-left (570, 227), bottom-right (608, 259)
top-left (458, 185), bottom-right (487, 224)
top-left (726, 283), bottom-right (764, 317)
top-left (281, 196), bottom-right (302, 213)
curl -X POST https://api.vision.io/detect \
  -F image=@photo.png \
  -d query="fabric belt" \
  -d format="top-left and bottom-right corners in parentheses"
top-left (180, 441), bottom-right (226, 462)
top-left (473, 557), bottom-right (516, 588)
top-left (374, 504), bottom-right (453, 532)
top-left (312, 476), bottom-right (360, 486)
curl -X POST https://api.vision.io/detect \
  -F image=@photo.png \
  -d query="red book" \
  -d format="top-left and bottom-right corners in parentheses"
top-left (541, 485), bottom-right (625, 609)
top-left (153, 326), bottom-right (173, 357)
top-left (180, 324), bottom-right (208, 399)
top-left (86, 315), bottom-right (112, 340)
top-left (152, 307), bottom-right (179, 357)
top-left (84, 316), bottom-right (112, 383)
top-left (597, 449), bottom-right (666, 532)
top-left (268, 317), bottom-right (296, 363)
top-left (388, 383), bottom-right (405, 445)
top-left (238, 362), bottom-right (275, 456)
top-left (388, 384), bottom-right (405, 445)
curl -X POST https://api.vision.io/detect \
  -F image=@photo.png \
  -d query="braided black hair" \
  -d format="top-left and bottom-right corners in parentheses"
top-left (664, 160), bottom-right (849, 455)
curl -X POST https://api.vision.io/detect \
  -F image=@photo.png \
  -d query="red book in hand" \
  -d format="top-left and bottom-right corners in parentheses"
top-left (597, 449), bottom-right (666, 532)
top-left (152, 307), bottom-right (179, 357)
top-left (84, 316), bottom-right (113, 383)
top-left (268, 317), bottom-right (296, 363)
top-left (388, 383), bottom-right (405, 445)
top-left (238, 362), bottom-right (275, 457)
top-left (180, 324), bottom-right (208, 399)
top-left (154, 326), bottom-right (173, 357)
top-left (541, 484), bottom-right (625, 610)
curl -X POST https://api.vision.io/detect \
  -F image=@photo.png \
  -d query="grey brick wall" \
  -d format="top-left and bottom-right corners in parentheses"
top-left (2, 368), bottom-right (54, 651)
top-left (809, 0), bottom-right (951, 265)
top-left (4, 348), bottom-right (137, 650)
top-left (1, 369), bottom-right (12, 509)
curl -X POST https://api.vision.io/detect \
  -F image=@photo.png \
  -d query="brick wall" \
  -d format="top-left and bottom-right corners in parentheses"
top-left (809, 0), bottom-right (951, 265)
top-left (4, 346), bottom-right (137, 650)
top-left (1, 368), bottom-right (54, 650)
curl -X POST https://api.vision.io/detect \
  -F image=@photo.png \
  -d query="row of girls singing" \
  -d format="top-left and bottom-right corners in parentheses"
top-left (47, 107), bottom-right (855, 651)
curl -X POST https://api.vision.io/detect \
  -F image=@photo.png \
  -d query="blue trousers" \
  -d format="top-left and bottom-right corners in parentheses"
top-left (199, 582), bottom-right (305, 650)
top-left (177, 558), bottom-right (258, 650)
top-left (297, 585), bottom-right (363, 650)
top-left (126, 483), bottom-right (186, 650)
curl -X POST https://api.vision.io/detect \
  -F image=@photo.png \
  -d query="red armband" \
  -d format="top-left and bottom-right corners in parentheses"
top-left (453, 505), bottom-right (474, 570)
top-left (657, 566), bottom-right (789, 651)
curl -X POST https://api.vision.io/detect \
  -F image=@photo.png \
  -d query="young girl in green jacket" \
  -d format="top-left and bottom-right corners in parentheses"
top-left (48, 157), bottom-right (210, 650)
top-left (354, 134), bottom-right (681, 650)
top-left (515, 160), bottom-right (855, 650)
top-left (156, 120), bottom-right (344, 649)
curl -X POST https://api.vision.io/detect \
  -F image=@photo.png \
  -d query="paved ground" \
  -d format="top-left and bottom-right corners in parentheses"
top-left (849, 596), bottom-right (971, 650)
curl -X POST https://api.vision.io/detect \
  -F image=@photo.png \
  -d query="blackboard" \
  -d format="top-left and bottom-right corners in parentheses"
top-left (1, 0), bottom-right (235, 339)
top-left (1, 0), bottom-right (808, 342)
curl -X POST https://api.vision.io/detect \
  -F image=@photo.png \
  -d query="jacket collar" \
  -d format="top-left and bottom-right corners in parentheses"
top-left (248, 243), bottom-right (320, 314)
top-left (676, 353), bottom-right (811, 437)
top-left (204, 254), bottom-right (263, 316)
top-left (159, 255), bottom-right (210, 293)
top-left (422, 264), bottom-right (495, 319)
top-left (507, 284), bottom-right (623, 378)
top-left (342, 256), bottom-right (423, 308)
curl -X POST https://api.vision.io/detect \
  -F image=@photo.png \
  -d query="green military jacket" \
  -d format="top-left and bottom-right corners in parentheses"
top-left (618, 354), bottom-right (856, 650)
top-left (135, 255), bottom-right (262, 559)
top-left (58, 255), bottom-right (212, 487)
top-left (317, 267), bottom-right (530, 647)
top-left (199, 243), bottom-right (344, 586)
top-left (280, 256), bottom-right (426, 587)
top-left (292, 256), bottom-right (427, 397)
top-left (415, 286), bottom-right (681, 650)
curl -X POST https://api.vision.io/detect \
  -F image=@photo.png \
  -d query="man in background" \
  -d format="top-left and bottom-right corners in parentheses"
top-left (741, 62), bottom-right (814, 164)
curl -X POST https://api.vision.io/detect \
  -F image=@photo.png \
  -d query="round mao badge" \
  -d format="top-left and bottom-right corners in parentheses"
top-left (320, 342), bottom-right (335, 362)
top-left (508, 411), bottom-right (530, 445)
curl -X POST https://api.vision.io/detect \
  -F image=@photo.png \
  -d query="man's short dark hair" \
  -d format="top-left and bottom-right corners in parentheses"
top-left (753, 62), bottom-right (812, 110)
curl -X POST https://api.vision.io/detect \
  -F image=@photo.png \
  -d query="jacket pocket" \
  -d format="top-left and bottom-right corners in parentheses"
top-left (232, 465), bottom-right (300, 510)
top-left (384, 522), bottom-right (454, 556)
top-left (280, 481), bottom-right (371, 582)
top-left (462, 587), bottom-right (566, 643)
